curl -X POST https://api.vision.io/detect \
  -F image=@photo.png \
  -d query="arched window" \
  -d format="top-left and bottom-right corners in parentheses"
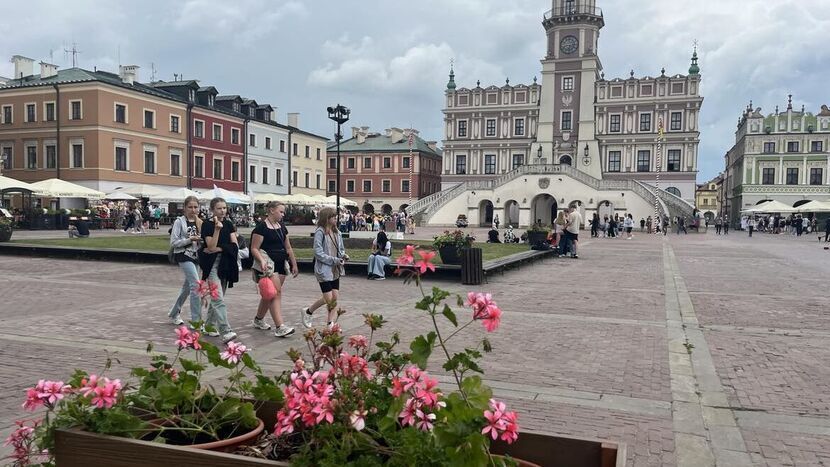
top-left (665, 187), bottom-right (681, 197)
top-left (559, 155), bottom-right (572, 166)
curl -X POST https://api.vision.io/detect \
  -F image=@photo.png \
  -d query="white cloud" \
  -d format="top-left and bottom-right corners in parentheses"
top-left (173, 0), bottom-right (307, 44)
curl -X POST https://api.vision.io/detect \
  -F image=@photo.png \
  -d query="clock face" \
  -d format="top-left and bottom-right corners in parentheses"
top-left (560, 35), bottom-right (578, 54)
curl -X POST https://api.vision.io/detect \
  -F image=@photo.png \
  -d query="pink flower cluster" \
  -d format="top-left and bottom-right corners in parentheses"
top-left (22, 380), bottom-right (70, 411)
top-left (80, 375), bottom-right (123, 409)
top-left (481, 399), bottom-right (519, 444)
top-left (396, 245), bottom-right (436, 274)
top-left (4, 420), bottom-right (38, 465)
top-left (174, 326), bottom-right (202, 350)
top-left (274, 369), bottom-right (336, 436)
top-left (391, 366), bottom-right (445, 432)
top-left (195, 280), bottom-right (220, 300)
top-left (220, 341), bottom-right (248, 365)
top-left (348, 335), bottom-right (368, 351)
top-left (335, 352), bottom-right (372, 379)
top-left (466, 292), bottom-right (503, 332)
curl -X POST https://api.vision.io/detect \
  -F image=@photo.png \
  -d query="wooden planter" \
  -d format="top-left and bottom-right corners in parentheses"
top-left (0, 227), bottom-right (11, 242)
top-left (54, 400), bottom-right (625, 466)
top-left (526, 231), bottom-right (548, 247)
top-left (438, 245), bottom-right (462, 264)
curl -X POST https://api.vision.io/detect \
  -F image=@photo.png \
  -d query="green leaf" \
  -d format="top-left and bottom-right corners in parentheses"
top-left (457, 294), bottom-right (465, 307)
top-left (415, 296), bottom-right (432, 311)
top-left (241, 353), bottom-right (260, 372)
top-left (179, 358), bottom-right (205, 373)
top-left (442, 304), bottom-right (458, 327)
top-left (409, 332), bottom-right (436, 369)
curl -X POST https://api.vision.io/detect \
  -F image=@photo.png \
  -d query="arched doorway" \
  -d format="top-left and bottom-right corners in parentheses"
top-left (665, 186), bottom-right (681, 197)
top-left (399, 203), bottom-right (409, 212)
top-left (704, 211), bottom-right (715, 223)
top-left (568, 200), bottom-right (585, 226)
top-left (559, 155), bottom-right (572, 166)
top-left (381, 204), bottom-right (393, 215)
top-left (504, 200), bottom-right (520, 227)
top-left (530, 194), bottom-right (557, 226)
top-left (597, 200), bottom-right (614, 221)
top-left (479, 200), bottom-right (494, 227)
top-left (362, 203), bottom-right (375, 215)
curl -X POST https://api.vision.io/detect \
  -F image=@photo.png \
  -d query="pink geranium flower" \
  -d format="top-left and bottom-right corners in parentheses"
top-left (22, 388), bottom-right (43, 412)
top-left (414, 250), bottom-right (437, 274)
top-left (79, 374), bottom-right (100, 398)
top-left (174, 326), bottom-right (201, 350)
top-left (397, 245), bottom-right (416, 266)
top-left (481, 399), bottom-right (519, 444)
top-left (37, 380), bottom-right (70, 406)
top-left (348, 335), bottom-right (368, 350)
top-left (90, 379), bottom-right (121, 409)
top-left (398, 397), bottom-right (422, 427)
top-left (466, 292), bottom-right (503, 332)
top-left (220, 341), bottom-right (248, 365)
top-left (350, 409), bottom-right (367, 431)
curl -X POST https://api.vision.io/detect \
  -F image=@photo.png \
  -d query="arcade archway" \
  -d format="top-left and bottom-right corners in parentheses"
top-left (479, 199), bottom-right (494, 226)
top-left (530, 194), bottom-right (557, 226)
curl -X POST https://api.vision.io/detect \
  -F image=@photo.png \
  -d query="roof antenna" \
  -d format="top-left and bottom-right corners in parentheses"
top-left (150, 62), bottom-right (157, 81)
top-left (63, 42), bottom-right (81, 67)
top-left (173, 73), bottom-right (179, 82)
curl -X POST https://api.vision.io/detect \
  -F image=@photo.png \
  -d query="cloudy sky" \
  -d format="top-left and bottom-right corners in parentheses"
top-left (2, 0), bottom-right (828, 182)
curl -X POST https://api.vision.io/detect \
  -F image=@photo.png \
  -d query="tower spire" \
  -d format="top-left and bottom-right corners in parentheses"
top-left (688, 40), bottom-right (700, 75)
top-left (446, 59), bottom-right (456, 90)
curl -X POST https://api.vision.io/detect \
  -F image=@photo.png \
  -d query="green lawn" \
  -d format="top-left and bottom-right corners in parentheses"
top-left (12, 236), bottom-right (526, 264)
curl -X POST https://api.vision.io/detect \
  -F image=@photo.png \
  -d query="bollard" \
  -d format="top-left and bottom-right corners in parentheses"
top-left (461, 247), bottom-right (483, 285)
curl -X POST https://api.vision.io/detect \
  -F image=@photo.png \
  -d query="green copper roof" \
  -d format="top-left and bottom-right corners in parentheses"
top-left (328, 132), bottom-right (441, 157)
top-left (446, 65), bottom-right (456, 90)
top-left (688, 48), bottom-right (700, 75)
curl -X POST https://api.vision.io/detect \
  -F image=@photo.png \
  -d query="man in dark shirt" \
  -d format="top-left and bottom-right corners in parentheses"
top-left (68, 219), bottom-right (90, 238)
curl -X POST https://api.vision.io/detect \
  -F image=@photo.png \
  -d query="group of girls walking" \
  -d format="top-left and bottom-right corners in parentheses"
top-left (168, 198), bottom-right (349, 344)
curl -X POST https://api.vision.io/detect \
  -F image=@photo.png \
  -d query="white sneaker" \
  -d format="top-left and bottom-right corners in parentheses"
top-left (221, 331), bottom-right (238, 343)
top-left (169, 315), bottom-right (184, 325)
top-left (203, 326), bottom-right (220, 337)
top-left (301, 307), bottom-right (313, 329)
top-left (251, 318), bottom-right (272, 330)
top-left (274, 325), bottom-right (295, 338)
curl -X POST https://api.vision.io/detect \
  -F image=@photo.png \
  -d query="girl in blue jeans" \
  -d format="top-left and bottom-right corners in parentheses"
top-left (168, 195), bottom-right (203, 326)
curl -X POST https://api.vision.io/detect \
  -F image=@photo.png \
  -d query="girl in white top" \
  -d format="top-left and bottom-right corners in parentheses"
top-left (623, 214), bottom-right (635, 239)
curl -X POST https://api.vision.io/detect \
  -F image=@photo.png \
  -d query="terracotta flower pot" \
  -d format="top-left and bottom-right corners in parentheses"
top-left (191, 418), bottom-right (265, 452)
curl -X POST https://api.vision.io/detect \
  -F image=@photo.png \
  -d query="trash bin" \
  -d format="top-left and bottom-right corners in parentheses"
top-left (461, 247), bottom-right (483, 285)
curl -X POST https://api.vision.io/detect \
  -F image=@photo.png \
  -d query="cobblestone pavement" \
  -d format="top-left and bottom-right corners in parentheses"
top-left (1, 230), bottom-right (829, 466)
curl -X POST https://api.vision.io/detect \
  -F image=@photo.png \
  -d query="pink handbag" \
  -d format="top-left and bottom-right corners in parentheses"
top-left (258, 274), bottom-right (276, 301)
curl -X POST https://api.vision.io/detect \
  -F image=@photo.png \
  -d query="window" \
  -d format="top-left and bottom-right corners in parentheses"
top-left (305, 145), bottom-right (310, 158)
top-left (194, 155), bottom-right (204, 177)
top-left (305, 172), bottom-right (310, 188)
top-left (329, 157), bottom-right (337, 169)
top-left (347, 158), bottom-right (355, 169)
top-left (670, 112), bottom-right (682, 131)
top-left (486, 119), bottom-right (496, 137)
top-left (228, 160), bottom-right (237, 180)
top-left (515, 118), bottom-right (525, 136)
top-left (810, 168), bottom-right (823, 185)
top-left (639, 113), bottom-right (651, 132)
top-left (143, 110), bottom-right (155, 129)
top-left (1, 146), bottom-right (11, 170)
top-left (786, 167), bottom-right (798, 185)
top-left (667, 149), bottom-right (681, 172)
top-left (512, 154), bottom-right (524, 169)
top-left (316, 174), bottom-right (321, 189)
top-left (562, 76), bottom-right (574, 91)
top-left (403, 157), bottom-right (411, 169)
top-left (328, 180), bottom-right (336, 193)
top-left (262, 167), bottom-right (269, 184)
top-left (609, 114), bottom-right (621, 133)
top-left (457, 120), bottom-right (467, 137)
top-left (265, 137), bottom-right (272, 150)
top-left (115, 104), bottom-right (127, 123)
top-left (293, 171), bottom-right (298, 187)
top-left (171, 153), bottom-right (181, 176)
top-left (213, 158), bottom-right (223, 179)
top-left (115, 146), bottom-right (128, 171)
top-left (364, 157), bottom-right (372, 169)
top-left (787, 141), bottom-right (799, 153)
top-left (317, 148), bottom-right (321, 160)
top-left (763, 142), bottom-right (775, 153)
top-left (231, 128), bottom-right (240, 145)
top-left (249, 134), bottom-right (256, 147)
top-left (484, 154), bottom-right (496, 174)
top-left (636, 150), bottom-right (650, 172)
top-left (456, 155), bottom-right (467, 174)
top-left (44, 102), bottom-right (55, 122)
top-left (194, 120), bottom-right (204, 138)
top-left (401, 180), bottom-right (410, 193)
top-left (762, 167), bottom-right (775, 185)
top-left (811, 141), bottom-right (823, 152)
top-left (71, 143), bottom-right (83, 168)
top-left (363, 180), bottom-right (372, 192)
top-left (144, 150), bottom-right (156, 173)
top-left (26, 145), bottom-right (37, 169)
top-left (293, 143), bottom-right (298, 155)
top-left (2, 105), bottom-right (12, 124)
top-left (607, 151), bottom-right (621, 172)
top-left (212, 124), bottom-right (222, 141)
top-left (561, 111), bottom-right (572, 130)
top-left (25, 103), bottom-right (36, 123)
top-left (276, 168), bottom-right (283, 185)
top-left (280, 140), bottom-right (286, 152)
top-left (666, 187), bottom-right (681, 197)
top-left (45, 144), bottom-right (56, 169)
top-left (249, 165), bottom-right (256, 183)
top-left (69, 101), bottom-right (83, 120)
top-left (383, 157), bottom-right (391, 169)
top-left (345, 180), bottom-right (355, 192)
top-left (382, 180), bottom-right (391, 192)
top-left (170, 115), bottom-right (180, 133)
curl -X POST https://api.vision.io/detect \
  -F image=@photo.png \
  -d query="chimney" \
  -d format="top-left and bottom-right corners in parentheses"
top-left (11, 55), bottom-right (35, 79)
top-left (39, 62), bottom-right (59, 79)
top-left (287, 112), bottom-right (300, 128)
top-left (427, 141), bottom-right (439, 152)
top-left (388, 127), bottom-right (404, 143)
top-left (352, 126), bottom-right (361, 138)
top-left (119, 65), bottom-right (140, 85)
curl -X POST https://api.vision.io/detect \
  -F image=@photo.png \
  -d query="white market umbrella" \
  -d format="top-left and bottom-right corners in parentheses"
top-left (211, 185), bottom-right (251, 204)
top-left (794, 200), bottom-right (830, 213)
top-left (253, 193), bottom-right (280, 203)
top-left (0, 174), bottom-right (40, 194)
top-left (743, 200), bottom-right (796, 213)
top-left (29, 178), bottom-right (105, 199)
top-left (104, 191), bottom-right (137, 201)
top-left (154, 187), bottom-right (207, 203)
top-left (115, 184), bottom-right (168, 198)
top-left (324, 195), bottom-right (357, 206)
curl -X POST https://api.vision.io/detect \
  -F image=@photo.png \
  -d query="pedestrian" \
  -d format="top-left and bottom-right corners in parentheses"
top-left (168, 196), bottom-right (204, 327)
top-left (646, 216), bottom-right (653, 234)
top-left (198, 197), bottom-right (239, 343)
top-left (302, 207), bottom-right (349, 329)
top-left (607, 215), bottom-right (617, 238)
top-left (715, 216), bottom-right (722, 235)
top-left (123, 204), bottom-right (135, 233)
top-left (624, 214), bottom-right (634, 239)
top-left (723, 216), bottom-right (729, 234)
top-left (601, 215), bottom-right (609, 238)
top-left (367, 227), bottom-right (392, 280)
top-left (825, 217), bottom-right (830, 242)
top-left (250, 201), bottom-right (297, 338)
top-left (407, 216), bottom-right (415, 235)
top-left (662, 216), bottom-right (669, 236)
top-left (748, 217), bottom-right (755, 237)
top-left (554, 210), bottom-right (567, 255)
top-left (494, 214), bottom-right (500, 230)
top-left (133, 204), bottom-right (145, 234)
top-left (564, 207), bottom-right (582, 258)
top-left (795, 215), bottom-right (804, 236)
top-left (504, 225), bottom-right (517, 243)
top-left (590, 213), bottom-right (599, 238)
top-left (639, 218), bottom-right (646, 232)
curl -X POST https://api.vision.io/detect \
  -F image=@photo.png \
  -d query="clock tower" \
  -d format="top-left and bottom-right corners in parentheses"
top-left (534, 0), bottom-right (604, 179)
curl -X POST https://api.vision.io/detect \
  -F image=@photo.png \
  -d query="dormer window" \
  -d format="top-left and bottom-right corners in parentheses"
top-left (249, 109), bottom-right (254, 117)
top-left (233, 103), bottom-right (240, 112)
top-left (189, 90), bottom-right (195, 102)
top-left (209, 95), bottom-right (215, 107)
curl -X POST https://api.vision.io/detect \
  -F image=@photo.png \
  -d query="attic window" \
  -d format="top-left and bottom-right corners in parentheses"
top-left (458, 95), bottom-right (468, 106)
top-left (640, 84), bottom-right (653, 96)
top-left (610, 86), bottom-right (622, 98)
top-left (670, 83), bottom-right (684, 94)
top-left (515, 92), bottom-right (527, 103)
top-left (486, 93), bottom-right (498, 104)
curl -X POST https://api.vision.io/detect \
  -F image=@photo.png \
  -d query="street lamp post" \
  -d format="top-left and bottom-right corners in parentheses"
top-left (327, 104), bottom-right (350, 217)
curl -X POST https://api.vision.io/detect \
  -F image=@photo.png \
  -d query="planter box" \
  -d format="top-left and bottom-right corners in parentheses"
top-left (526, 231), bottom-right (548, 246)
top-left (438, 245), bottom-right (461, 264)
top-left (54, 400), bottom-right (624, 466)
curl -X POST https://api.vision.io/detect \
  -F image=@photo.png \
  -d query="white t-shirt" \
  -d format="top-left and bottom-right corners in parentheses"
top-left (566, 211), bottom-right (582, 234)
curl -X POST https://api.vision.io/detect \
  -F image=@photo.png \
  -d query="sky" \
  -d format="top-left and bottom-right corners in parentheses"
top-left (1, 0), bottom-right (829, 183)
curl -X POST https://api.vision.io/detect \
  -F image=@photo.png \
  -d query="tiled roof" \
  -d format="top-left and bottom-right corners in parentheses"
top-left (150, 79), bottom-right (199, 88)
top-left (330, 132), bottom-right (441, 157)
top-left (216, 95), bottom-right (241, 101)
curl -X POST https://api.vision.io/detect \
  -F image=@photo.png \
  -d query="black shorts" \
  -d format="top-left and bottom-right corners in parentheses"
top-left (252, 262), bottom-right (287, 282)
top-left (626, 227), bottom-right (632, 233)
top-left (319, 279), bottom-right (340, 293)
